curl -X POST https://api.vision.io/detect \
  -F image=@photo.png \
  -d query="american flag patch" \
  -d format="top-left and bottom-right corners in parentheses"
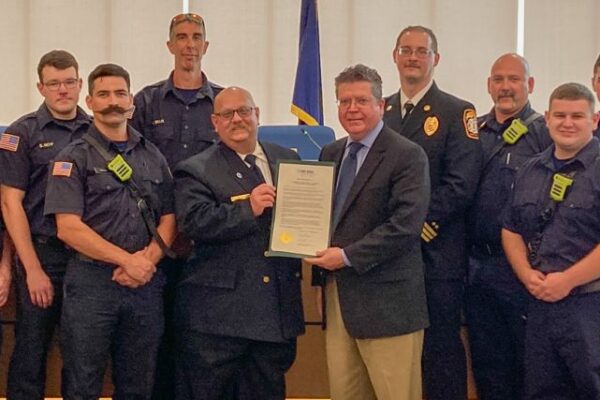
top-left (0, 133), bottom-right (20, 152)
top-left (52, 161), bottom-right (73, 177)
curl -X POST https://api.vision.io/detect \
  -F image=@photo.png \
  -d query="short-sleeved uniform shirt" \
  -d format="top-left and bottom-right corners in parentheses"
top-left (44, 124), bottom-right (174, 254)
top-left (0, 104), bottom-right (91, 236)
top-left (131, 72), bottom-right (222, 168)
top-left (470, 102), bottom-right (552, 249)
top-left (504, 138), bottom-right (600, 274)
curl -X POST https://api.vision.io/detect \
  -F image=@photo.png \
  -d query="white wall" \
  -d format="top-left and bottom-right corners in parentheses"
top-left (0, 0), bottom-right (598, 137)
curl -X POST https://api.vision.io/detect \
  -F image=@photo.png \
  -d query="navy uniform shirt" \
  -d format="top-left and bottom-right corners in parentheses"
top-left (0, 103), bottom-right (91, 236)
top-left (470, 102), bottom-right (552, 251)
top-left (44, 125), bottom-right (174, 254)
top-left (504, 138), bottom-right (600, 274)
top-left (131, 72), bottom-right (222, 168)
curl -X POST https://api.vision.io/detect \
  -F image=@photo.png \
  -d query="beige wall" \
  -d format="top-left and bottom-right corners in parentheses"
top-left (0, 0), bottom-right (598, 136)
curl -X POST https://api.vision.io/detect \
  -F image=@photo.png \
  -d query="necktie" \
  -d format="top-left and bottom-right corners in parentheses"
top-left (401, 101), bottom-right (414, 125)
top-left (333, 142), bottom-right (363, 226)
top-left (244, 154), bottom-right (265, 184)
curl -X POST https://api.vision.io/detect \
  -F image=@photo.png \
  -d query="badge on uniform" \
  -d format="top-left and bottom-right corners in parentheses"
top-left (463, 109), bottom-right (479, 140)
top-left (52, 161), bottom-right (73, 177)
top-left (0, 132), bottom-right (20, 152)
top-left (424, 116), bottom-right (439, 136)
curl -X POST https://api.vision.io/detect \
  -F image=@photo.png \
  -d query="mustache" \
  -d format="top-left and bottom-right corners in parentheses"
top-left (97, 105), bottom-right (135, 119)
top-left (98, 105), bottom-right (130, 115)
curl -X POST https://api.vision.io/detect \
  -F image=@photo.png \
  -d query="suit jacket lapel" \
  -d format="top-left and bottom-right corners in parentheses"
top-left (334, 131), bottom-right (386, 228)
top-left (384, 92), bottom-right (402, 131)
top-left (219, 144), bottom-right (258, 193)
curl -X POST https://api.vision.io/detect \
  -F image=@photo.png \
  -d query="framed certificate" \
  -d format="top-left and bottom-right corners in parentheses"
top-left (266, 160), bottom-right (335, 258)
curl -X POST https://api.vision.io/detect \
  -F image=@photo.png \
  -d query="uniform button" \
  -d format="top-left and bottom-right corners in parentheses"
top-left (183, 144), bottom-right (188, 148)
top-left (184, 125), bottom-right (189, 130)
top-left (262, 276), bottom-right (270, 284)
top-left (295, 272), bottom-right (300, 278)
top-left (185, 106), bottom-right (190, 110)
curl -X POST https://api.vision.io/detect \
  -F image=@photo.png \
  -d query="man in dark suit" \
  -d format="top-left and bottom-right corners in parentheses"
top-left (307, 64), bottom-right (430, 400)
top-left (173, 86), bottom-right (305, 400)
top-left (382, 26), bottom-right (483, 400)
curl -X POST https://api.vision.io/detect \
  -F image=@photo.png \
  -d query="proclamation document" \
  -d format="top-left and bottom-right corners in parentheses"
top-left (267, 160), bottom-right (335, 258)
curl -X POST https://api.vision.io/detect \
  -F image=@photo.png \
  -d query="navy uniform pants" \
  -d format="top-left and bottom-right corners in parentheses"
top-left (422, 278), bottom-right (467, 400)
top-left (525, 292), bottom-right (600, 400)
top-left (175, 330), bottom-right (296, 400)
top-left (8, 239), bottom-right (66, 400)
top-left (151, 257), bottom-right (183, 400)
top-left (465, 255), bottom-right (528, 400)
top-left (61, 260), bottom-right (164, 400)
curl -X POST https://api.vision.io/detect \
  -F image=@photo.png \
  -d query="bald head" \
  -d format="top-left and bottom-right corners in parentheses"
top-left (488, 53), bottom-right (535, 123)
top-left (212, 86), bottom-right (260, 154)
top-left (214, 86), bottom-right (256, 111)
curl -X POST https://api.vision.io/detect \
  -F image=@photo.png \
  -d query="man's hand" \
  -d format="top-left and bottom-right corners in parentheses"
top-left (120, 249), bottom-right (156, 284)
top-left (516, 268), bottom-right (546, 296)
top-left (249, 183), bottom-right (276, 216)
top-left (112, 267), bottom-right (143, 289)
top-left (531, 271), bottom-right (574, 303)
top-left (26, 266), bottom-right (54, 308)
top-left (305, 247), bottom-right (345, 271)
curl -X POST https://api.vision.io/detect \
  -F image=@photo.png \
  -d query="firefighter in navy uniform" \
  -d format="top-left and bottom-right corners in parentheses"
top-left (503, 83), bottom-right (600, 400)
top-left (44, 64), bottom-right (176, 400)
top-left (383, 26), bottom-right (482, 400)
top-left (466, 53), bottom-right (552, 400)
top-left (129, 13), bottom-right (222, 398)
top-left (0, 50), bottom-right (90, 400)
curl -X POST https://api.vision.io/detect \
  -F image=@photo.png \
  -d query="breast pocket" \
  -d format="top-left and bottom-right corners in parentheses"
top-left (87, 171), bottom-right (121, 194)
top-left (140, 170), bottom-right (165, 214)
top-left (559, 185), bottom-right (595, 235)
top-left (147, 124), bottom-right (175, 146)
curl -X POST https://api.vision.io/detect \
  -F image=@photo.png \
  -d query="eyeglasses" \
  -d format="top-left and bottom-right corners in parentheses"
top-left (337, 97), bottom-right (374, 109)
top-left (169, 13), bottom-right (205, 33)
top-left (213, 106), bottom-right (254, 120)
top-left (397, 47), bottom-right (433, 59)
top-left (43, 79), bottom-right (79, 91)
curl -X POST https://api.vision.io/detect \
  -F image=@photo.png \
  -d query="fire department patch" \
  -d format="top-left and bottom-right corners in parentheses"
top-left (463, 108), bottom-right (479, 140)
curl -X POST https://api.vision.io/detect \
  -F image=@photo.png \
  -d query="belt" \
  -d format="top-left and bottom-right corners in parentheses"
top-left (577, 279), bottom-right (600, 295)
top-left (471, 243), bottom-right (504, 257)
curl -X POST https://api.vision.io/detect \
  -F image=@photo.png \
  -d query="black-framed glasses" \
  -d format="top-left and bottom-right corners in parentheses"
top-left (213, 106), bottom-right (254, 120)
top-left (397, 47), bottom-right (433, 59)
top-left (43, 79), bottom-right (79, 91)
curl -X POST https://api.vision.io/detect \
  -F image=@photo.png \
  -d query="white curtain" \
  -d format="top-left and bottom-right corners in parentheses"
top-left (1, 0), bottom-right (598, 135)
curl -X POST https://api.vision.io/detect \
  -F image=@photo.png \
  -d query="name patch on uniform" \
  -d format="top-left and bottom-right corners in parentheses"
top-left (0, 133), bottom-right (20, 152)
top-left (38, 141), bottom-right (54, 149)
top-left (152, 118), bottom-right (165, 125)
top-left (52, 161), bottom-right (73, 177)
top-left (463, 109), bottom-right (479, 140)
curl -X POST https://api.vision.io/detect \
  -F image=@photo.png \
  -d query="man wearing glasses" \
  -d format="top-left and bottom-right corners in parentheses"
top-left (173, 86), bottom-right (304, 400)
top-left (307, 64), bottom-right (430, 400)
top-left (0, 49), bottom-right (91, 399)
top-left (130, 13), bottom-right (223, 398)
top-left (383, 26), bottom-right (483, 400)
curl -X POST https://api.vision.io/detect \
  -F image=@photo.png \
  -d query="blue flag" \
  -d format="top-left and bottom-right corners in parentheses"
top-left (291, 0), bottom-right (323, 126)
